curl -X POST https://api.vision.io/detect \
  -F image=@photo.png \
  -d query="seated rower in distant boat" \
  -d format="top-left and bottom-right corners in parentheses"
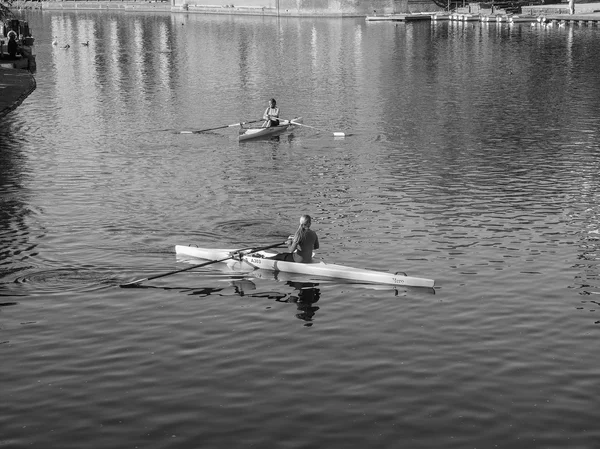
top-left (262, 98), bottom-right (280, 127)
top-left (269, 215), bottom-right (319, 263)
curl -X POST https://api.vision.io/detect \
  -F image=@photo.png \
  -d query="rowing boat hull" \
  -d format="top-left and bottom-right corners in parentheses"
top-left (238, 117), bottom-right (302, 141)
top-left (175, 245), bottom-right (435, 288)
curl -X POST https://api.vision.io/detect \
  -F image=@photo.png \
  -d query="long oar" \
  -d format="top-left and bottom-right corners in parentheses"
top-left (120, 241), bottom-right (287, 288)
top-left (180, 119), bottom-right (262, 134)
top-left (290, 119), bottom-right (345, 137)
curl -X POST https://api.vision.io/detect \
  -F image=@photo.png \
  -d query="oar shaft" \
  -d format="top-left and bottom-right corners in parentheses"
top-left (131, 256), bottom-right (232, 284)
top-left (180, 119), bottom-right (261, 134)
top-left (290, 120), bottom-right (345, 137)
top-left (120, 241), bottom-right (286, 288)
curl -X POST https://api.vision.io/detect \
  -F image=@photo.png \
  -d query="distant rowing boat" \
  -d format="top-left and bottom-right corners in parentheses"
top-left (175, 245), bottom-right (435, 288)
top-left (238, 117), bottom-right (302, 141)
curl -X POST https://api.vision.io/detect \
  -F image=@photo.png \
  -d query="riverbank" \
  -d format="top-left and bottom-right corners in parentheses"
top-left (522, 1), bottom-right (600, 15)
top-left (367, 2), bottom-right (600, 23)
top-left (29, 0), bottom-right (442, 17)
top-left (0, 68), bottom-right (36, 119)
top-left (33, 0), bottom-right (173, 13)
top-left (27, 0), bottom-right (600, 18)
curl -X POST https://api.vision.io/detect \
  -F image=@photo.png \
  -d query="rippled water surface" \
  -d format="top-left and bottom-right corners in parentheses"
top-left (2, 10), bottom-right (600, 448)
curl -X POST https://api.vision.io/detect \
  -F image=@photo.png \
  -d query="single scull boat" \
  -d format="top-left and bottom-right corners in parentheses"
top-left (238, 117), bottom-right (302, 141)
top-left (175, 245), bottom-right (435, 288)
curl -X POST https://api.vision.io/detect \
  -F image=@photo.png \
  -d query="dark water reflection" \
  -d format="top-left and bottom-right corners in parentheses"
top-left (1, 10), bottom-right (600, 449)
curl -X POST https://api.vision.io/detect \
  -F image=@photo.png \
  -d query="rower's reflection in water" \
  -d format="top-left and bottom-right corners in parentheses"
top-left (275, 281), bottom-right (321, 326)
top-left (155, 278), bottom-right (257, 297)
top-left (230, 279), bottom-right (256, 296)
top-left (142, 277), bottom-right (321, 324)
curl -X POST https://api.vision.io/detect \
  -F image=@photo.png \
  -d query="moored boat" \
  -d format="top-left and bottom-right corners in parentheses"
top-left (175, 245), bottom-right (435, 288)
top-left (238, 117), bottom-right (302, 141)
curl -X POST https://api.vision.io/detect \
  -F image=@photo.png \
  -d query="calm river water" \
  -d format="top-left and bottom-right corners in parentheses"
top-left (1, 10), bottom-right (599, 448)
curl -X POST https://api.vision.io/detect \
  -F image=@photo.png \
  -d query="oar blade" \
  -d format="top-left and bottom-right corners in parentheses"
top-left (120, 278), bottom-right (149, 288)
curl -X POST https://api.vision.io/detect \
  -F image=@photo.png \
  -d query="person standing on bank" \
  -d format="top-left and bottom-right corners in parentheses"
top-left (262, 98), bottom-right (280, 128)
top-left (270, 215), bottom-right (319, 263)
top-left (7, 31), bottom-right (18, 59)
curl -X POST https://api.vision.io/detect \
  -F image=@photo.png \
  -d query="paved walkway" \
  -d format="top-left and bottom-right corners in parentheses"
top-left (0, 68), bottom-right (36, 119)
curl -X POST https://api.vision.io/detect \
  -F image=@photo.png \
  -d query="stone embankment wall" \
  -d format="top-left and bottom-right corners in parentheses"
top-left (177, 0), bottom-right (440, 16)
top-left (37, 0), bottom-right (442, 16)
top-left (0, 68), bottom-right (36, 119)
